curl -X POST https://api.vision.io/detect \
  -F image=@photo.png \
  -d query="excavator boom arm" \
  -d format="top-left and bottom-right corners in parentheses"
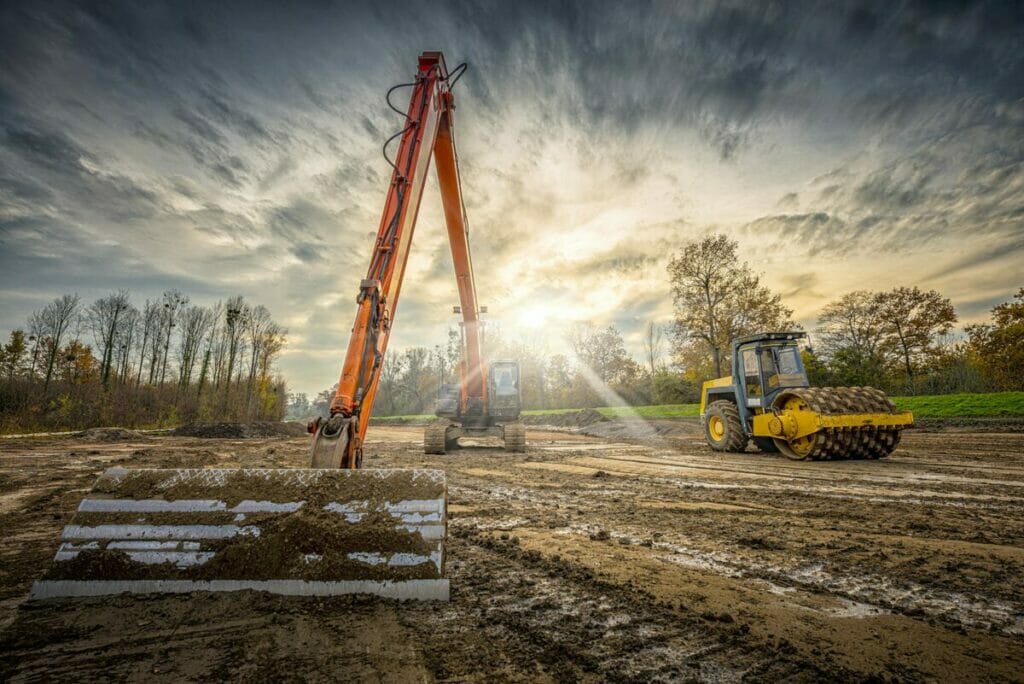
top-left (434, 102), bottom-right (487, 412)
top-left (316, 51), bottom-right (480, 467)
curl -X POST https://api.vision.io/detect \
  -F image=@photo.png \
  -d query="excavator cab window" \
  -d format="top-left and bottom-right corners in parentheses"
top-left (492, 364), bottom-right (519, 397)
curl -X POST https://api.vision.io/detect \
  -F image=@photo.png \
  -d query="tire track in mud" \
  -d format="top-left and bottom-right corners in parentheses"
top-left (454, 475), bottom-right (1024, 638)
top-left (446, 435), bottom-right (1024, 642)
top-left (2, 427), bottom-right (1022, 681)
top-left (404, 528), bottom-right (832, 682)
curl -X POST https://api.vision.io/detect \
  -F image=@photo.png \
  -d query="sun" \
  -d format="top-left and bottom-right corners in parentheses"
top-left (514, 303), bottom-right (557, 330)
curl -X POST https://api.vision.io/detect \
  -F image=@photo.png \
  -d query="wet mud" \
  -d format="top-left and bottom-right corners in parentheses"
top-left (1, 422), bottom-right (1022, 681)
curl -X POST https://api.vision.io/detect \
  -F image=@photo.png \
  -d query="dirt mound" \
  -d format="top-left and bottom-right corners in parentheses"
top-left (522, 409), bottom-right (606, 428)
top-left (76, 427), bottom-right (145, 441)
top-left (171, 421), bottom-right (307, 439)
top-left (579, 417), bottom-right (703, 442)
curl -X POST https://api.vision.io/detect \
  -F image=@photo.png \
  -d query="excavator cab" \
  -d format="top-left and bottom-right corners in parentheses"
top-left (487, 360), bottom-right (522, 422)
top-left (701, 332), bottom-right (913, 460)
top-left (427, 359), bottom-right (525, 454)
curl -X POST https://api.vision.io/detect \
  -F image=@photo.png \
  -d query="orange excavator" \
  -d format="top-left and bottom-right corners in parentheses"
top-left (31, 52), bottom-right (496, 603)
top-left (309, 50), bottom-right (524, 467)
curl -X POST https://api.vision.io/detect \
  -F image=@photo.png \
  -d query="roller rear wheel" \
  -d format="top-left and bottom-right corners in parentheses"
top-left (704, 401), bottom-right (747, 453)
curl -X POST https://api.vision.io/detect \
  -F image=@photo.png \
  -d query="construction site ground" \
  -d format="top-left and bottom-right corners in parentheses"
top-left (1, 419), bottom-right (1022, 682)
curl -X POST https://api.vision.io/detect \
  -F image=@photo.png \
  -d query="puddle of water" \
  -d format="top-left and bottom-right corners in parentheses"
top-left (557, 521), bottom-right (1022, 635)
top-left (828, 597), bottom-right (889, 618)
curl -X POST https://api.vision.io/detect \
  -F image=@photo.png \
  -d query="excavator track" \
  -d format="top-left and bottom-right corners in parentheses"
top-left (424, 422), bottom-right (449, 455)
top-left (503, 422), bottom-right (526, 453)
top-left (771, 386), bottom-right (905, 461)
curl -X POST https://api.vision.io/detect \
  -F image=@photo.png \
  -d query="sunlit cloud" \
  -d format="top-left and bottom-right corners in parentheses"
top-left (1, 0), bottom-right (1021, 396)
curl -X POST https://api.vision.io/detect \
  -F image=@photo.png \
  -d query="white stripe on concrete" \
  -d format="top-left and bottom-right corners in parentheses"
top-left (61, 524), bottom-right (260, 540)
top-left (397, 524), bottom-right (445, 540)
top-left (55, 550), bottom-right (216, 567)
top-left (30, 579), bottom-right (450, 601)
top-left (231, 500), bottom-right (304, 513)
top-left (78, 499), bottom-right (227, 513)
top-left (77, 499), bottom-right (307, 514)
top-left (106, 541), bottom-right (202, 551)
top-left (323, 499), bottom-right (445, 515)
top-left (347, 550), bottom-right (443, 570)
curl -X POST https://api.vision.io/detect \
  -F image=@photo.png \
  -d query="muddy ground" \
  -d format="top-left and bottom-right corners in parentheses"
top-left (0, 420), bottom-right (1022, 682)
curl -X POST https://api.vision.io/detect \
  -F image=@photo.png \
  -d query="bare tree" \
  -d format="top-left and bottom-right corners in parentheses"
top-left (177, 305), bottom-right (215, 390)
top-left (642, 321), bottom-right (664, 376)
top-left (196, 301), bottom-right (223, 400)
top-left (115, 306), bottom-right (140, 383)
top-left (222, 296), bottom-right (247, 398)
top-left (87, 290), bottom-right (132, 389)
top-left (245, 305), bottom-right (274, 401)
top-left (157, 290), bottom-right (188, 385)
top-left (135, 300), bottom-right (160, 387)
top-left (30, 294), bottom-right (80, 394)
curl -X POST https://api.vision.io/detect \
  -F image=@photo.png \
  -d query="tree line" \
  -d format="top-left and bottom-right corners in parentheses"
top-left (289, 321), bottom-right (700, 421)
top-left (0, 290), bottom-right (288, 433)
top-left (291, 235), bottom-right (1022, 419)
top-left (669, 236), bottom-right (1021, 396)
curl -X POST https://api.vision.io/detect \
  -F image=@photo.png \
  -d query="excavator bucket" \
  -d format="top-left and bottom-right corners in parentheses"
top-left (31, 467), bottom-right (448, 601)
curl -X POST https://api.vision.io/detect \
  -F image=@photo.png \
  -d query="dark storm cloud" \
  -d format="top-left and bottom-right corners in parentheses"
top-left (3, 122), bottom-right (160, 222)
top-left (779, 273), bottom-right (824, 300)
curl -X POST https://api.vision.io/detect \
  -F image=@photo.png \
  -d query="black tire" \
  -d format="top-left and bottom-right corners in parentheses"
top-left (752, 437), bottom-right (779, 453)
top-left (704, 401), bottom-right (747, 453)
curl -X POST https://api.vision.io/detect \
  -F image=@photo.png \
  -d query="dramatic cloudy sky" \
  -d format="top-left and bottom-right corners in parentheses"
top-left (1, 0), bottom-right (1022, 395)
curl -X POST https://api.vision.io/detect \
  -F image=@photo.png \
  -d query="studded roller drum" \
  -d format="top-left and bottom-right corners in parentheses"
top-left (704, 400), bottom-right (748, 453)
top-left (503, 421), bottom-right (526, 452)
top-left (769, 387), bottom-right (906, 461)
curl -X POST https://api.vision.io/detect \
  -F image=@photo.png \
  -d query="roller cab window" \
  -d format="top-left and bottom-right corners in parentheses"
top-left (742, 348), bottom-right (762, 401)
top-left (768, 346), bottom-right (808, 389)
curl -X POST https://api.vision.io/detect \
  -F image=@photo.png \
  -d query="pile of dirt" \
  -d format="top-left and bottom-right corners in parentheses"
top-left (522, 409), bottom-right (606, 428)
top-left (75, 427), bottom-right (145, 441)
top-left (579, 417), bottom-right (702, 441)
top-left (171, 422), bottom-right (307, 439)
